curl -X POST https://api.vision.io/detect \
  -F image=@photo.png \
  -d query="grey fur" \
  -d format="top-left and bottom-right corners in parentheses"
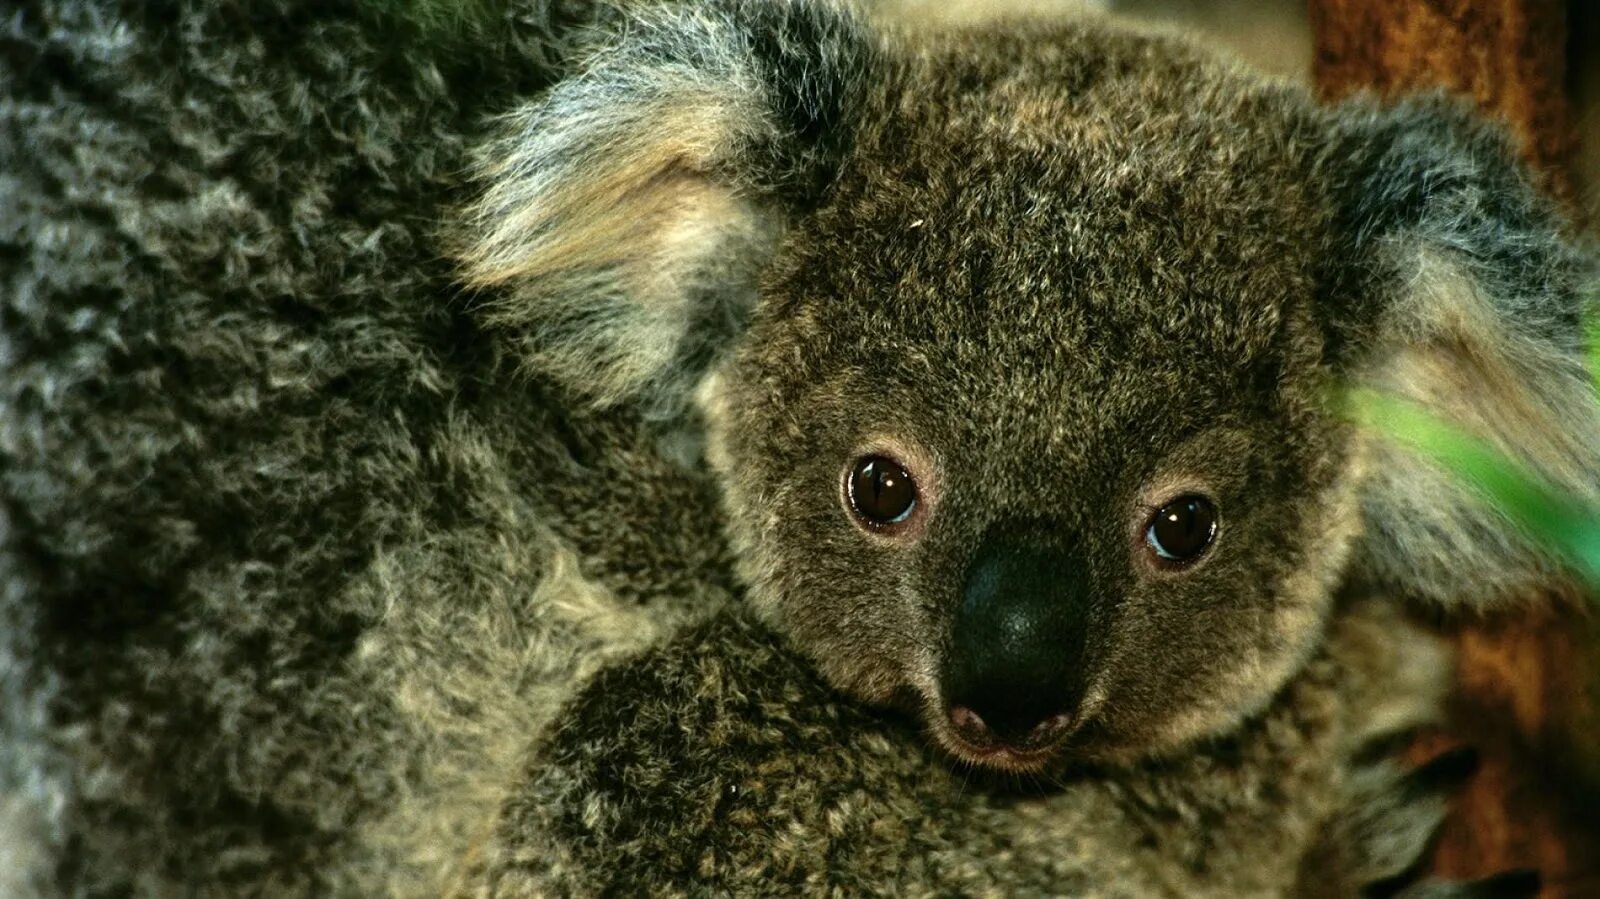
top-left (1324, 99), bottom-right (1600, 606)
top-left (3, 1), bottom-right (728, 892)
top-left (1, 0), bottom-right (1590, 895)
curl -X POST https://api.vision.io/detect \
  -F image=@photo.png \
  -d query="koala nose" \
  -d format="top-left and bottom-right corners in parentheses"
top-left (941, 533), bottom-right (1092, 747)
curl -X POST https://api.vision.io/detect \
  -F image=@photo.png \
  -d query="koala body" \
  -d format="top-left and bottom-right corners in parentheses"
top-left (2, 0), bottom-right (1595, 896)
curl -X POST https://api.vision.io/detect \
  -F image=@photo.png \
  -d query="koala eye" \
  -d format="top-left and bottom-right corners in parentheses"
top-left (847, 456), bottom-right (917, 527)
top-left (1144, 496), bottom-right (1218, 564)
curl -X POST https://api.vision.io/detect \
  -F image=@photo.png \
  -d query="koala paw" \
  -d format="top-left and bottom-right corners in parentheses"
top-left (1295, 740), bottom-right (1541, 899)
top-left (461, 612), bottom-right (971, 896)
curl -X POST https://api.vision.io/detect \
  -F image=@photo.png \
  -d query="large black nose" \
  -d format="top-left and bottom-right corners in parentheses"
top-left (941, 533), bottom-right (1091, 747)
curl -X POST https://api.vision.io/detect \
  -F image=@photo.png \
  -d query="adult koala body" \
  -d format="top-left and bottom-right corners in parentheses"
top-left (1, 1), bottom-right (1594, 898)
top-left (2, 1), bottom-right (733, 893)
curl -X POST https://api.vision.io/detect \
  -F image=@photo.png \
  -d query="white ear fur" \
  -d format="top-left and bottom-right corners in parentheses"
top-left (1317, 95), bottom-right (1600, 607)
top-left (457, 36), bottom-right (783, 407)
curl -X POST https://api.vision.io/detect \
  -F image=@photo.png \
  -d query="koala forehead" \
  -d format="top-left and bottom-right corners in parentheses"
top-left (744, 23), bottom-right (1333, 465)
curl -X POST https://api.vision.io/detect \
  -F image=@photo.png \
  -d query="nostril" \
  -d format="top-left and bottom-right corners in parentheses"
top-left (1028, 712), bottom-right (1072, 746)
top-left (948, 705), bottom-right (992, 745)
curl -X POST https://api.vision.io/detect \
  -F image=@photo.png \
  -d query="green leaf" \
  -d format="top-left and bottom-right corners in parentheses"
top-left (1343, 386), bottom-right (1600, 592)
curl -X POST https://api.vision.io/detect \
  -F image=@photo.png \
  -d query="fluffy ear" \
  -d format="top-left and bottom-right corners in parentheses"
top-left (455, 0), bottom-right (875, 414)
top-left (1318, 95), bottom-right (1600, 607)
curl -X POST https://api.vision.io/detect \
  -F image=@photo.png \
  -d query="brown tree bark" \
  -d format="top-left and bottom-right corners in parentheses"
top-left (1310, 0), bottom-right (1577, 202)
top-left (1310, 3), bottom-right (1600, 897)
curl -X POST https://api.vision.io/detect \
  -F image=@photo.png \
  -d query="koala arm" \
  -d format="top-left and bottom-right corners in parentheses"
top-left (460, 611), bottom-right (1038, 896)
top-left (459, 602), bottom-right (1494, 898)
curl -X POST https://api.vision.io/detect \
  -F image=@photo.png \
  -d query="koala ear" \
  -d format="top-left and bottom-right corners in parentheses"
top-left (1318, 95), bottom-right (1600, 607)
top-left (455, 0), bottom-right (874, 414)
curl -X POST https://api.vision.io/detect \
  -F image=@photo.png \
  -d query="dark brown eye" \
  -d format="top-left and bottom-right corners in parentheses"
top-left (1145, 496), bottom-right (1218, 564)
top-left (847, 456), bottom-right (917, 526)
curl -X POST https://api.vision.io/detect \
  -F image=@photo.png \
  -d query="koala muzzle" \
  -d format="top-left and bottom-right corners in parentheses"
top-left (942, 533), bottom-right (1092, 749)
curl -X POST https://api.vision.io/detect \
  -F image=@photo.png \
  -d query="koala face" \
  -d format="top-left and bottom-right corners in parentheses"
top-left (461, 1), bottom-right (1599, 770)
top-left (701, 43), bottom-right (1364, 765)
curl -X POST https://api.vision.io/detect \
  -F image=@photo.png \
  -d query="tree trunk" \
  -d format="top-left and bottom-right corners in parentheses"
top-left (1309, 2), bottom-right (1600, 896)
top-left (1310, 0), bottom-right (1576, 201)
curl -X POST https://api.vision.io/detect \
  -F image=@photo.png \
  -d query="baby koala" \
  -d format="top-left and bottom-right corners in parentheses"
top-left (461, 0), bottom-right (1596, 774)
top-left (448, 0), bottom-right (1596, 892)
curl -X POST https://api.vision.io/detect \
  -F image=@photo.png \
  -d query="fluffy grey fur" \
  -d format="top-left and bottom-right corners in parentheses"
top-left (1, 0), bottom-right (1589, 895)
top-left (3, 1), bottom-right (728, 892)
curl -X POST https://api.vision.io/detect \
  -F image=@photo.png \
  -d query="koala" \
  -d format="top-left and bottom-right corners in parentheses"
top-left (0, 0), bottom-right (1592, 897)
top-left (456, 0), bottom-right (1598, 766)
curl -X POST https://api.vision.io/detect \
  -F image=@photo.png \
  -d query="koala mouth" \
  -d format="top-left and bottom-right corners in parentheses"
top-left (939, 735), bottom-right (1063, 773)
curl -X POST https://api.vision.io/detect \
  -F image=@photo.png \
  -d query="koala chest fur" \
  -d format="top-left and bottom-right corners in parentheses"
top-left (4, 0), bottom-right (1596, 896)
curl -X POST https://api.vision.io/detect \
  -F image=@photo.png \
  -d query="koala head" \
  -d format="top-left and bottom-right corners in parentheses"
top-left (458, 1), bottom-right (1599, 769)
